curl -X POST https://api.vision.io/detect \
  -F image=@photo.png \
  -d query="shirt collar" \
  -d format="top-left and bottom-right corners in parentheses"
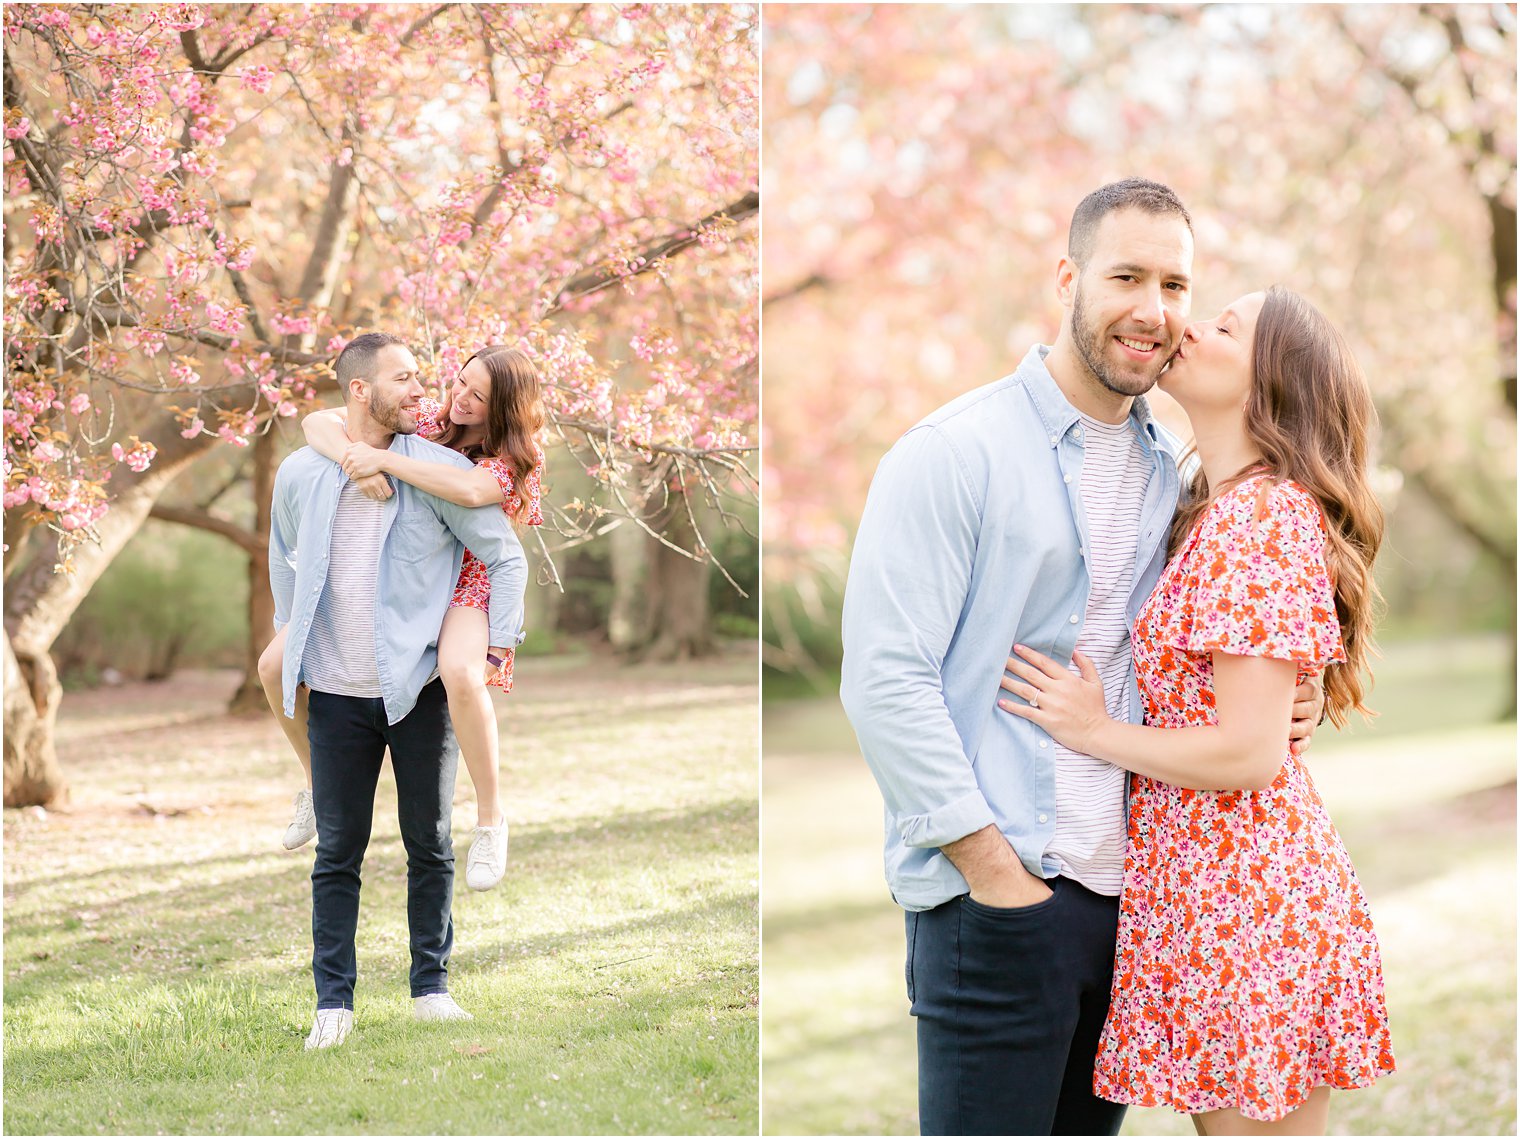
top-left (1016, 344), bottom-right (1164, 450)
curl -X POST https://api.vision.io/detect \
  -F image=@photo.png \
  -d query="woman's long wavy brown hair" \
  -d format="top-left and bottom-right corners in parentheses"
top-left (1167, 286), bottom-right (1384, 727)
top-left (432, 345), bottom-right (546, 523)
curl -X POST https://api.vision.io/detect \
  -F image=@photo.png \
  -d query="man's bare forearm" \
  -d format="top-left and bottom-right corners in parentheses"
top-left (941, 824), bottom-right (1052, 907)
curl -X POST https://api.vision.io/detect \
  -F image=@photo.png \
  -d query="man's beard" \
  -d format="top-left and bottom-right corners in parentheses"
top-left (1071, 283), bottom-right (1166, 399)
top-left (368, 385), bottom-right (418, 435)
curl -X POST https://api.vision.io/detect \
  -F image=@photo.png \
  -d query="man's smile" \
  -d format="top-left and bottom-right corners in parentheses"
top-left (1115, 334), bottom-right (1161, 357)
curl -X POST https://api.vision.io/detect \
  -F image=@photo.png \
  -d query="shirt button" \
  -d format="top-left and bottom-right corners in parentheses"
top-left (1049, 435), bottom-right (1057, 445)
top-left (1063, 475), bottom-right (1072, 484)
top-left (1070, 614), bottom-right (1079, 624)
top-left (1039, 740), bottom-right (1049, 749)
top-left (1078, 547), bottom-right (1086, 556)
top-left (1073, 428), bottom-right (1083, 441)
top-left (1038, 813), bottom-right (1049, 824)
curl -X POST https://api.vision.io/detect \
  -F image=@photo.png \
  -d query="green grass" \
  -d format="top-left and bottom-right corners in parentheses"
top-left (4, 649), bottom-right (759, 1135)
top-left (761, 632), bottom-right (1516, 1136)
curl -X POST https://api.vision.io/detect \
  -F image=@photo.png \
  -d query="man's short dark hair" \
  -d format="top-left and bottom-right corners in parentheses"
top-left (1068, 178), bottom-right (1192, 268)
top-left (334, 331), bottom-right (408, 393)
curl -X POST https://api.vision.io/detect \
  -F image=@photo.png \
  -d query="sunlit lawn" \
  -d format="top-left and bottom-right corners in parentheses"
top-left (4, 647), bottom-right (759, 1135)
top-left (761, 634), bottom-right (1516, 1136)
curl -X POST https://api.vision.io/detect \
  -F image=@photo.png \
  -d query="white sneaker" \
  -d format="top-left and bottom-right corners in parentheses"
top-left (283, 789), bottom-right (316, 850)
top-left (464, 818), bottom-right (508, 891)
top-left (414, 992), bottom-right (473, 1022)
top-left (304, 1007), bottom-right (352, 1050)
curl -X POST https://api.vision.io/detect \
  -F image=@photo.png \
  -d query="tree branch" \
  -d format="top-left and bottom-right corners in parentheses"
top-left (554, 417), bottom-right (756, 459)
top-left (762, 272), bottom-right (832, 309)
top-left (543, 190), bottom-right (758, 314)
top-left (148, 505), bottom-right (265, 557)
top-left (54, 298), bottom-right (330, 366)
top-left (207, 31), bottom-right (278, 75)
top-left (178, 29), bottom-right (210, 74)
top-left (1404, 463), bottom-right (1516, 569)
top-left (401, 4), bottom-right (456, 47)
top-left (295, 127), bottom-right (359, 304)
top-left (77, 201), bottom-right (251, 244)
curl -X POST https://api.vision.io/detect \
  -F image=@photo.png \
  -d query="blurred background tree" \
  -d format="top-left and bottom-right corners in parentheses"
top-left (762, 2), bottom-right (1515, 707)
top-left (4, 2), bottom-right (758, 806)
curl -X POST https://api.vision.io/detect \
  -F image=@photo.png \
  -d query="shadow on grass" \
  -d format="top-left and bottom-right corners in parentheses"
top-left (6, 797), bottom-right (756, 1006)
top-left (7, 797), bottom-right (756, 901)
top-left (55, 710), bottom-right (236, 750)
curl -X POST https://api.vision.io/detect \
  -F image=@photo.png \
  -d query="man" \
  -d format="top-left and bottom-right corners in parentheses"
top-left (269, 331), bottom-right (526, 1050)
top-left (839, 179), bottom-right (1322, 1135)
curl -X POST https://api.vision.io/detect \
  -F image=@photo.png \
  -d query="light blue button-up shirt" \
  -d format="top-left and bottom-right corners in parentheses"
top-left (839, 345), bottom-right (1182, 911)
top-left (269, 434), bottom-right (527, 725)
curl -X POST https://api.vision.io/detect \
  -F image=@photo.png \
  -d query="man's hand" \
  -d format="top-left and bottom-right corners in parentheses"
top-left (1289, 673), bottom-right (1326, 755)
top-left (341, 441), bottom-right (389, 481)
top-left (941, 824), bottom-right (1053, 909)
top-left (352, 473), bottom-right (393, 502)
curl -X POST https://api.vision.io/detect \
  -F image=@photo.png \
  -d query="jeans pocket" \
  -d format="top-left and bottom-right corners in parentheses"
top-left (960, 879), bottom-right (1062, 921)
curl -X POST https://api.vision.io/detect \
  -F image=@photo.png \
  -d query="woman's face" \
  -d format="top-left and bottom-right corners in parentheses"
top-left (448, 358), bottom-right (492, 428)
top-left (1159, 290), bottom-right (1266, 416)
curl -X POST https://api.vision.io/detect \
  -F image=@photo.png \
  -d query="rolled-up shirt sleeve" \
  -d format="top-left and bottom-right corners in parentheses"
top-left (839, 425), bottom-right (996, 849)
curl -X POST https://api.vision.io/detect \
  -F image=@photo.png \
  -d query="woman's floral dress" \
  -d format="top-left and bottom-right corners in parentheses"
top-left (415, 397), bottom-right (544, 693)
top-left (1092, 474), bottom-right (1395, 1121)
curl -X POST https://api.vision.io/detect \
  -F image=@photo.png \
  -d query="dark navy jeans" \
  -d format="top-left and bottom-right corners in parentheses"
top-left (907, 876), bottom-right (1126, 1136)
top-left (307, 680), bottom-right (459, 1010)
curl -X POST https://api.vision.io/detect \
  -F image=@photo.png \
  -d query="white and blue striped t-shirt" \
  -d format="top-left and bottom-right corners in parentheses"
top-left (1046, 411), bottom-right (1153, 896)
top-left (302, 479), bottom-right (386, 698)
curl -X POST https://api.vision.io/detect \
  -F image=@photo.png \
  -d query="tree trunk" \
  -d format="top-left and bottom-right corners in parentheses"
top-left (639, 489), bottom-right (714, 662)
top-left (607, 518), bottom-right (649, 651)
top-left (228, 429), bottom-right (278, 714)
top-left (4, 635), bottom-right (66, 807)
top-left (2, 453), bottom-right (200, 805)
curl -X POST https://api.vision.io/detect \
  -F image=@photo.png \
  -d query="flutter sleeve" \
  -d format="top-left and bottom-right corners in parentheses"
top-left (476, 442), bottom-right (545, 525)
top-left (415, 396), bottom-right (445, 438)
top-left (1173, 479), bottom-right (1345, 669)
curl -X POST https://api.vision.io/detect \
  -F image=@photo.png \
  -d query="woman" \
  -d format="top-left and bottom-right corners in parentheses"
top-left (258, 345), bottom-right (545, 893)
top-left (999, 287), bottom-right (1395, 1134)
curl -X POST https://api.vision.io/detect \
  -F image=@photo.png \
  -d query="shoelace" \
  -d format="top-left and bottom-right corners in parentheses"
top-left (470, 829), bottom-right (497, 863)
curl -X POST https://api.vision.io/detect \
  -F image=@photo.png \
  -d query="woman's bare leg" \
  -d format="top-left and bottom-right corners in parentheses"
top-left (258, 625), bottom-right (311, 786)
top-left (1193, 1088), bottom-right (1330, 1136)
top-left (259, 626), bottom-right (317, 849)
top-left (437, 605), bottom-right (502, 830)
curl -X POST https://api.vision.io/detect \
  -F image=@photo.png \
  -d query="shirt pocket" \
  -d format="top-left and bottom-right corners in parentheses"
top-left (388, 508), bottom-right (452, 566)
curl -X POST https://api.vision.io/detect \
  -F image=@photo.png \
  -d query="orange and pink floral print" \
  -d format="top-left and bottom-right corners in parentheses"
top-left (416, 396), bottom-right (545, 693)
top-left (1093, 474), bottom-right (1396, 1122)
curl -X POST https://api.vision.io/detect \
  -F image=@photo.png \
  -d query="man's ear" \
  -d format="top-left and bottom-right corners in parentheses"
top-left (1055, 256), bottom-right (1080, 308)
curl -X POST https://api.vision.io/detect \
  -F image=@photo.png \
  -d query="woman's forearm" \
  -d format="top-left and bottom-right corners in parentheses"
top-left (382, 452), bottom-right (503, 508)
top-left (1089, 653), bottom-right (1297, 791)
top-left (303, 408), bottom-right (353, 462)
top-left (1003, 647), bottom-right (1298, 793)
top-left (1085, 719), bottom-right (1284, 792)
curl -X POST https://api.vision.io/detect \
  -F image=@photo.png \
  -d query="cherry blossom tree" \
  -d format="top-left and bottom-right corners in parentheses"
top-left (762, 3), bottom-right (1513, 696)
top-left (4, 2), bottom-right (757, 805)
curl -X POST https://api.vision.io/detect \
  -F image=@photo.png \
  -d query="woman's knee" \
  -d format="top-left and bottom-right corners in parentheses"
top-left (257, 637), bottom-right (284, 689)
top-left (440, 661), bottom-right (484, 701)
